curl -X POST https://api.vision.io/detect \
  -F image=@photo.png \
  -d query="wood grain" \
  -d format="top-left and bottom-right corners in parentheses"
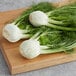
top-left (55, 0), bottom-right (76, 7)
top-left (0, 0), bottom-right (76, 74)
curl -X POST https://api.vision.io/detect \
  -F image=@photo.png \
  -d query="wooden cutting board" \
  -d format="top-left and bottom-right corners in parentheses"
top-left (0, 0), bottom-right (76, 75)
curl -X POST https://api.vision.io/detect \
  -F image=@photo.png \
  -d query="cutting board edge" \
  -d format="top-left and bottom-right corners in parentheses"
top-left (11, 53), bottom-right (76, 74)
top-left (0, 41), bottom-right (12, 74)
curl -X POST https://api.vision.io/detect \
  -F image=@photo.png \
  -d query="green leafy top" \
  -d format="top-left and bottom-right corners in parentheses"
top-left (49, 3), bottom-right (76, 27)
top-left (39, 30), bottom-right (76, 53)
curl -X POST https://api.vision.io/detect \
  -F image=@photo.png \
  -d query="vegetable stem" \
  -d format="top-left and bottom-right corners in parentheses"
top-left (21, 34), bottom-right (30, 39)
top-left (30, 31), bottom-right (41, 40)
top-left (47, 23), bottom-right (76, 31)
top-left (40, 48), bottom-right (64, 54)
top-left (49, 18), bottom-right (64, 25)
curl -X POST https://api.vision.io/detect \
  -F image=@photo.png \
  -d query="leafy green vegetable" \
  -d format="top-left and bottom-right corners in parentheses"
top-left (15, 2), bottom-right (55, 29)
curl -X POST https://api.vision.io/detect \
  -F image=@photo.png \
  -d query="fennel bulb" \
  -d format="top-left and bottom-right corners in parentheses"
top-left (29, 3), bottom-right (76, 31)
top-left (3, 23), bottom-right (30, 42)
top-left (29, 11), bottom-right (48, 26)
top-left (20, 39), bottom-right (41, 59)
top-left (19, 29), bottom-right (76, 59)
